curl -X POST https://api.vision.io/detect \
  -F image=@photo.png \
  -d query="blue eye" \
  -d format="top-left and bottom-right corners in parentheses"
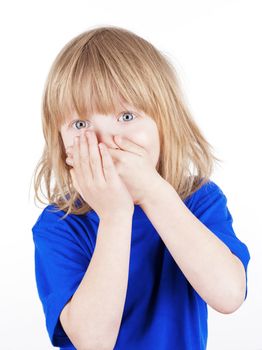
top-left (119, 112), bottom-right (136, 122)
top-left (73, 120), bottom-right (89, 129)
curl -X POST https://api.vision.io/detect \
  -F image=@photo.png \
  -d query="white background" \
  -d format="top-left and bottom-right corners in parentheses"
top-left (0, 0), bottom-right (261, 349)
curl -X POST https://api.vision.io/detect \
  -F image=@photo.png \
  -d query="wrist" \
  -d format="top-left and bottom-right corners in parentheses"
top-left (99, 211), bottom-right (134, 224)
top-left (139, 172), bottom-right (167, 206)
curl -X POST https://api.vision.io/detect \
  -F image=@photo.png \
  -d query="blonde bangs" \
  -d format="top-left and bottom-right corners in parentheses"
top-left (45, 29), bottom-right (163, 131)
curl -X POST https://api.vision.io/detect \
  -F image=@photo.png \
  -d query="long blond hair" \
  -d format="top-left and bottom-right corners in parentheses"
top-left (32, 25), bottom-right (222, 220)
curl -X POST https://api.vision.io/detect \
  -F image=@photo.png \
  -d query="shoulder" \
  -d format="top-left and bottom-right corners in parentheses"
top-left (31, 204), bottom-right (88, 240)
top-left (32, 204), bottom-right (69, 230)
top-left (184, 179), bottom-right (227, 211)
top-left (32, 204), bottom-right (96, 260)
top-left (196, 180), bottom-right (225, 198)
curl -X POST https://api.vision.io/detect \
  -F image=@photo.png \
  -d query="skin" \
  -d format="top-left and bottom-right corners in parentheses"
top-left (59, 104), bottom-right (162, 204)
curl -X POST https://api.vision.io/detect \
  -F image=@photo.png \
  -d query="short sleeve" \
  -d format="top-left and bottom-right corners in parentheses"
top-left (185, 181), bottom-right (251, 300)
top-left (32, 206), bottom-right (95, 348)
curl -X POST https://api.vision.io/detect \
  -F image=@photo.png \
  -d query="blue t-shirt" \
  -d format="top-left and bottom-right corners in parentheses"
top-left (32, 180), bottom-right (250, 349)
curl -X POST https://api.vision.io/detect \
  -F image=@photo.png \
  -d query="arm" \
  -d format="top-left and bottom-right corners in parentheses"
top-left (140, 176), bottom-right (246, 314)
top-left (60, 213), bottom-right (132, 350)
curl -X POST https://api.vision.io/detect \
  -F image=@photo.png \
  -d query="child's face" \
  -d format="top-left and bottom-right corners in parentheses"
top-left (59, 104), bottom-right (160, 169)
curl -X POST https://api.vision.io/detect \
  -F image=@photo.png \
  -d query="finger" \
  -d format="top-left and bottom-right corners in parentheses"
top-left (86, 131), bottom-right (105, 184)
top-left (106, 147), bottom-right (125, 161)
top-left (114, 135), bottom-right (145, 156)
top-left (99, 143), bottom-right (119, 183)
top-left (79, 132), bottom-right (93, 180)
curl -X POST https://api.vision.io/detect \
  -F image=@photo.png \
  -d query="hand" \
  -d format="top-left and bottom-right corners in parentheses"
top-left (105, 135), bottom-right (162, 205)
top-left (66, 131), bottom-right (134, 219)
